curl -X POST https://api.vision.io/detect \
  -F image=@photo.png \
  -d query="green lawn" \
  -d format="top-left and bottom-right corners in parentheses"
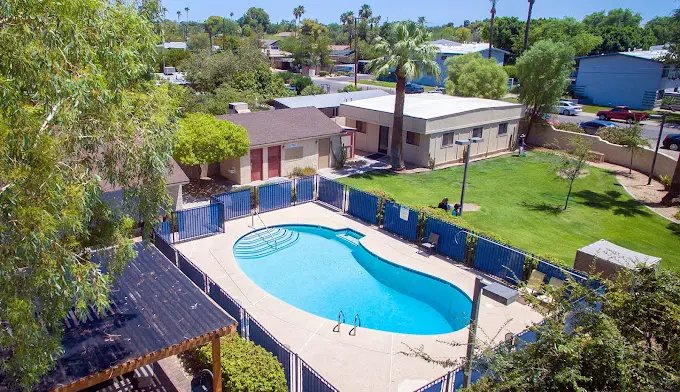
top-left (357, 80), bottom-right (435, 92)
top-left (339, 152), bottom-right (680, 271)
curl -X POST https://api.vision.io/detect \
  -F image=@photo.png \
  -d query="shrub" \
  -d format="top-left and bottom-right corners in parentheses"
top-left (179, 334), bottom-right (287, 392)
top-left (555, 122), bottom-right (584, 134)
top-left (338, 84), bottom-right (361, 93)
top-left (660, 175), bottom-right (672, 191)
top-left (290, 166), bottom-right (316, 178)
top-left (675, 210), bottom-right (680, 220)
top-left (319, 71), bottom-right (329, 76)
top-left (300, 84), bottom-right (326, 96)
top-left (277, 71), bottom-right (295, 84)
top-left (596, 126), bottom-right (626, 144)
top-left (289, 75), bottom-right (313, 93)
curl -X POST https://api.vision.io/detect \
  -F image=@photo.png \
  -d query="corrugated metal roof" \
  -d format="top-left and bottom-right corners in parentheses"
top-left (429, 41), bottom-right (511, 55)
top-left (576, 49), bottom-right (668, 62)
top-left (159, 41), bottom-right (187, 50)
top-left (271, 90), bottom-right (390, 109)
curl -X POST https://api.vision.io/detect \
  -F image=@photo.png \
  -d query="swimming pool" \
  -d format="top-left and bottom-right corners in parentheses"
top-left (233, 224), bottom-right (472, 335)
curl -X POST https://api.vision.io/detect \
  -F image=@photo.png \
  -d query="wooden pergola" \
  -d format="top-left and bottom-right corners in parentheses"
top-left (29, 243), bottom-right (237, 392)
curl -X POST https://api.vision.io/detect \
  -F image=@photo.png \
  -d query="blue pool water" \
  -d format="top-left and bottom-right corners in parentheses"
top-left (233, 224), bottom-right (472, 335)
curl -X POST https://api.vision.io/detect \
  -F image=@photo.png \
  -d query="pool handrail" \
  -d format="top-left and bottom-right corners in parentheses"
top-left (333, 310), bottom-right (345, 332)
top-left (350, 314), bottom-right (361, 336)
top-left (251, 210), bottom-right (278, 249)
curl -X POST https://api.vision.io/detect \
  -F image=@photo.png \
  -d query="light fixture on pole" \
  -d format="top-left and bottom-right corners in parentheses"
top-left (648, 114), bottom-right (666, 186)
top-left (463, 276), bottom-right (513, 388)
top-left (454, 137), bottom-right (484, 216)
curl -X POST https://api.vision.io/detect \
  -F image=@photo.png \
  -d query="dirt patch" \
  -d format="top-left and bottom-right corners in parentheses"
top-left (462, 203), bottom-right (481, 212)
top-left (556, 169), bottom-right (590, 179)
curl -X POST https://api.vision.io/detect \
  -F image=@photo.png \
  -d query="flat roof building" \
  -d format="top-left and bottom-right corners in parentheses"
top-left (269, 90), bottom-right (389, 117)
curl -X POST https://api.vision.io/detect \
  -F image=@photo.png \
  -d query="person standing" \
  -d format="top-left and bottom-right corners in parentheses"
top-left (518, 134), bottom-right (526, 156)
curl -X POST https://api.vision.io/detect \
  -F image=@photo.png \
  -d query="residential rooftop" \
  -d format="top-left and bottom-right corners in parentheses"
top-left (339, 94), bottom-right (522, 120)
top-left (158, 41), bottom-right (187, 50)
top-left (216, 107), bottom-right (345, 146)
top-left (429, 39), bottom-right (511, 55)
top-left (577, 46), bottom-right (669, 62)
top-left (270, 90), bottom-right (389, 109)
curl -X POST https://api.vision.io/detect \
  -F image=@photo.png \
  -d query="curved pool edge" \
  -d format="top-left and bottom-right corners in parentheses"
top-left (233, 223), bottom-right (473, 335)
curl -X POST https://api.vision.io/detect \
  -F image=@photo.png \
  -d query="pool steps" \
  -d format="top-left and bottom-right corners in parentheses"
top-left (335, 232), bottom-right (360, 246)
top-left (233, 228), bottom-right (300, 258)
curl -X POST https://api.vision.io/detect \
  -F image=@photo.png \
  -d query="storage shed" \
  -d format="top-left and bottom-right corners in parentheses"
top-left (573, 239), bottom-right (661, 279)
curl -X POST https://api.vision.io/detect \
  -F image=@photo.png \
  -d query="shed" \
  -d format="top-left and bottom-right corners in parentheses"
top-left (30, 242), bottom-right (236, 392)
top-left (573, 239), bottom-right (661, 279)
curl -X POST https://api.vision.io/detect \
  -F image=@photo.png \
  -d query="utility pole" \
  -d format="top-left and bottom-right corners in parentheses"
top-left (354, 17), bottom-right (359, 87)
top-left (648, 114), bottom-right (667, 185)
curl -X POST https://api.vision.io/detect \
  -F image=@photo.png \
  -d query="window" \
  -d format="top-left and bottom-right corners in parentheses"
top-left (406, 131), bottom-right (420, 146)
top-left (441, 55), bottom-right (448, 61)
top-left (442, 132), bottom-right (455, 147)
top-left (355, 120), bottom-right (366, 134)
top-left (498, 123), bottom-right (508, 136)
top-left (472, 127), bottom-right (483, 138)
top-left (285, 146), bottom-right (303, 160)
top-left (662, 66), bottom-right (670, 78)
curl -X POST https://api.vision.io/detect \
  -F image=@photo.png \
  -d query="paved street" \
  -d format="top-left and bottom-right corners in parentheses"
top-left (556, 112), bottom-right (680, 159)
top-left (311, 74), bottom-right (395, 94)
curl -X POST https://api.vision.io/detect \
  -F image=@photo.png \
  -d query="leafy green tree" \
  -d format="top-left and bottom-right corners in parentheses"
top-left (583, 9), bottom-right (655, 53)
top-left (156, 48), bottom-right (192, 72)
top-left (483, 16), bottom-right (525, 55)
top-left (516, 40), bottom-right (574, 135)
top-left (559, 137), bottom-right (593, 210)
top-left (524, 18), bottom-right (602, 56)
top-left (174, 113), bottom-right (250, 167)
top-left (301, 84), bottom-right (327, 95)
top-left (444, 53), bottom-right (509, 99)
top-left (0, 0), bottom-right (177, 388)
top-left (187, 32), bottom-right (210, 50)
top-left (455, 27), bottom-right (472, 42)
top-left (238, 7), bottom-right (270, 32)
top-left (340, 11), bottom-right (356, 46)
top-left (645, 16), bottom-right (675, 45)
top-left (290, 75), bottom-right (314, 94)
top-left (368, 22), bottom-right (440, 169)
top-left (583, 8), bottom-right (643, 29)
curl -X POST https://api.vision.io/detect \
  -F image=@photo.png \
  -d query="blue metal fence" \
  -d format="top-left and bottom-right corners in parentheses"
top-left (208, 280), bottom-right (244, 336)
top-left (299, 358), bottom-right (339, 392)
top-left (174, 203), bottom-right (223, 242)
top-left (295, 176), bottom-right (315, 203)
top-left (536, 260), bottom-right (587, 284)
top-left (155, 220), bottom-right (172, 243)
top-left (317, 176), bottom-right (344, 210)
top-left (413, 374), bottom-right (448, 392)
top-left (425, 218), bottom-right (467, 261)
top-left (259, 180), bottom-right (293, 212)
top-left (212, 188), bottom-right (251, 220)
top-left (153, 229), bottom-right (176, 264)
top-left (473, 238), bottom-right (526, 285)
top-left (347, 188), bottom-right (379, 224)
top-left (383, 201), bottom-right (420, 241)
top-left (177, 251), bottom-right (206, 291)
top-left (248, 315), bottom-right (294, 389)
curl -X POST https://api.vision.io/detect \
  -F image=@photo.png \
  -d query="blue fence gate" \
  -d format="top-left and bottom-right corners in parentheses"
top-left (383, 201), bottom-right (420, 241)
top-left (212, 188), bottom-right (251, 220)
top-left (259, 180), bottom-right (293, 212)
top-left (317, 176), bottom-right (345, 210)
top-left (347, 188), bottom-right (379, 224)
top-left (295, 176), bottom-right (315, 203)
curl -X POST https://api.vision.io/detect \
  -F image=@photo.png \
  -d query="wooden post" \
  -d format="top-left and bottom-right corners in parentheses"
top-left (212, 337), bottom-right (222, 392)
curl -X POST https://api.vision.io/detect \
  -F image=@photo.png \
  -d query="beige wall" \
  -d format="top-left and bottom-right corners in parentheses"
top-left (528, 125), bottom-right (678, 178)
top-left (219, 156), bottom-right (242, 184)
top-left (167, 184), bottom-right (183, 210)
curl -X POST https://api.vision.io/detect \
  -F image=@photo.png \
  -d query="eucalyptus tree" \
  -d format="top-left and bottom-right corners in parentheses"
top-left (0, 0), bottom-right (178, 388)
top-left (368, 22), bottom-right (440, 169)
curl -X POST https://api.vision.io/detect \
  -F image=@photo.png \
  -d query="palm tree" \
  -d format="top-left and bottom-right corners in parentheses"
top-left (340, 11), bottom-right (355, 46)
top-left (523, 0), bottom-right (535, 51)
top-left (359, 4), bottom-right (372, 20)
top-left (370, 15), bottom-right (381, 30)
top-left (230, 12), bottom-right (234, 18)
top-left (176, 10), bottom-right (181, 23)
top-left (368, 22), bottom-right (440, 169)
top-left (488, 0), bottom-right (497, 59)
top-left (417, 16), bottom-right (426, 26)
top-left (293, 6), bottom-right (305, 36)
top-left (184, 6), bottom-right (190, 41)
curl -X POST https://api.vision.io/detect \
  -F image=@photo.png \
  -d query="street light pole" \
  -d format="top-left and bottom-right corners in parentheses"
top-left (648, 114), bottom-right (666, 186)
top-left (463, 277), bottom-right (485, 388)
top-left (455, 137), bottom-right (483, 216)
top-left (354, 17), bottom-right (360, 87)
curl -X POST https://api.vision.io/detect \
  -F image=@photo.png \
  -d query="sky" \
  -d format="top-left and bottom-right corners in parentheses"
top-left (161, 0), bottom-right (677, 26)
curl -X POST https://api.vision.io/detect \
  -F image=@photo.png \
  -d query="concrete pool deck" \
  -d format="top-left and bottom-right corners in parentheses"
top-left (175, 202), bottom-right (542, 392)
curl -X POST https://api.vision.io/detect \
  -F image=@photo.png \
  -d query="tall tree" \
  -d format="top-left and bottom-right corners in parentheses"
top-left (368, 22), bottom-right (440, 169)
top-left (340, 11), bottom-right (355, 46)
top-left (359, 4), bottom-right (373, 21)
top-left (488, 0), bottom-right (498, 58)
top-left (184, 6), bottom-right (189, 40)
top-left (516, 40), bottom-right (574, 136)
top-left (0, 0), bottom-right (177, 388)
top-left (444, 53), bottom-right (509, 99)
top-left (417, 16), bottom-right (426, 26)
top-left (293, 5), bottom-right (305, 36)
top-left (523, 0), bottom-right (535, 51)
top-left (177, 10), bottom-right (181, 23)
top-left (560, 137), bottom-right (593, 210)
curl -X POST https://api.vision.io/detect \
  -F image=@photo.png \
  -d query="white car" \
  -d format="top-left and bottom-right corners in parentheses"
top-left (554, 101), bottom-right (583, 116)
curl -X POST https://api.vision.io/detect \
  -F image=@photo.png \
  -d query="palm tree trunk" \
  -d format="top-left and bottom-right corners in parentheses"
top-left (629, 150), bottom-right (634, 174)
top-left (662, 158), bottom-right (680, 204)
top-left (488, 12), bottom-right (495, 59)
top-left (391, 76), bottom-right (406, 170)
top-left (524, 2), bottom-right (534, 51)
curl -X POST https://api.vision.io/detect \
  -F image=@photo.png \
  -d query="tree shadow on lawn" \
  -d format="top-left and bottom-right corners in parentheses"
top-left (571, 189), bottom-right (651, 217)
top-left (668, 222), bottom-right (680, 239)
top-left (519, 201), bottom-right (564, 216)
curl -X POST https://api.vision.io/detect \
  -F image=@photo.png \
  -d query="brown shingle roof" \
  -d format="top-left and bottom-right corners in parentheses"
top-left (215, 107), bottom-right (344, 147)
top-left (100, 157), bottom-right (189, 192)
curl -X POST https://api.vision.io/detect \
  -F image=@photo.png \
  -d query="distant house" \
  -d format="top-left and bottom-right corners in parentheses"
top-left (330, 49), bottom-right (356, 64)
top-left (158, 41), bottom-right (187, 50)
top-left (572, 46), bottom-right (680, 110)
top-left (413, 40), bottom-right (509, 87)
top-left (260, 39), bottom-right (292, 69)
top-left (330, 45), bottom-right (351, 52)
top-left (269, 90), bottom-right (390, 117)
top-left (339, 94), bottom-right (523, 168)
top-left (215, 107), bottom-right (351, 184)
top-left (275, 31), bottom-right (295, 38)
top-left (260, 39), bottom-right (280, 50)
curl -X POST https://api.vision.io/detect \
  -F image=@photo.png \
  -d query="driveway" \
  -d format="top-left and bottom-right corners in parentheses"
top-left (556, 112), bottom-right (680, 159)
top-left (311, 74), bottom-right (395, 94)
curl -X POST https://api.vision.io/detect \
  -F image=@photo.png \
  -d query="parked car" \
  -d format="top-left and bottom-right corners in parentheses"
top-left (405, 83), bottom-right (425, 94)
top-left (596, 106), bottom-right (650, 124)
top-left (662, 133), bottom-right (680, 151)
top-left (579, 120), bottom-right (618, 134)
top-left (428, 86), bottom-right (445, 94)
top-left (553, 100), bottom-right (583, 116)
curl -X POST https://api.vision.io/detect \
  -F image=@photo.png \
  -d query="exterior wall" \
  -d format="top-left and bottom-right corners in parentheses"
top-left (167, 184), bottom-right (183, 210)
top-left (528, 125), bottom-right (677, 179)
top-left (280, 138), bottom-right (321, 176)
top-left (575, 55), bottom-right (664, 110)
top-left (339, 105), bottom-right (429, 133)
top-left (660, 65), bottom-right (680, 91)
top-left (219, 156), bottom-right (242, 184)
top-left (415, 48), bottom-right (506, 87)
top-left (428, 120), bottom-right (519, 166)
top-left (425, 106), bottom-right (524, 133)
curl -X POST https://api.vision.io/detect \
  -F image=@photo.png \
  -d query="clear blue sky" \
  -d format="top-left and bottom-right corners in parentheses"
top-left (162, 0), bottom-right (676, 26)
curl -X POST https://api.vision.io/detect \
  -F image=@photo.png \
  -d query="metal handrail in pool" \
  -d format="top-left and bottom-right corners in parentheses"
top-left (333, 310), bottom-right (345, 332)
top-left (349, 314), bottom-right (361, 336)
top-left (251, 210), bottom-right (278, 249)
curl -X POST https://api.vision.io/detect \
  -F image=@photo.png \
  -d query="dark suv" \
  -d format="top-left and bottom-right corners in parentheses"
top-left (662, 133), bottom-right (680, 151)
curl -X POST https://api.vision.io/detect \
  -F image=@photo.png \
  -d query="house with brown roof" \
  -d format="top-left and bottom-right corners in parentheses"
top-left (215, 106), bottom-right (350, 184)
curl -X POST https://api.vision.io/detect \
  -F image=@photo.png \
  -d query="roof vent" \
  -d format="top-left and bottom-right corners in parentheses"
top-left (229, 102), bottom-right (250, 114)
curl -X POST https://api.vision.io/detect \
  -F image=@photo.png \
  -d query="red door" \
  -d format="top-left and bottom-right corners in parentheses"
top-left (250, 148), bottom-right (263, 181)
top-left (268, 146), bottom-right (281, 178)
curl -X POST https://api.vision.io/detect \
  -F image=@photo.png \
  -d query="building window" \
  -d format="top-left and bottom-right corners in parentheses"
top-left (441, 55), bottom-right (448, 61)
top-left (355, 120), bottom-right (366, 134)
top-left (285, 146), bottom-right (303, 160)
top-left (442, 132), bottom-right (455, 147)
top-left (406, 131), bottom-right (420, 146)
top-left (498, 123), bottom-right (508, 136)
top-left (662, 66), bottom-right (670, 78)
top-left (472, 127), bottom-right (483, 138)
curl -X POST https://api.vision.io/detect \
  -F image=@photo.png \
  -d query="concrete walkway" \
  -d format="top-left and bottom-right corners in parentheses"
top-left (175, 203), bottom-right (542, 392)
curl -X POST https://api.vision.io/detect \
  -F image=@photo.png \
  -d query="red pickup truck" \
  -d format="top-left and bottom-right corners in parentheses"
top-left (596, 106), bottom-right (650, 124)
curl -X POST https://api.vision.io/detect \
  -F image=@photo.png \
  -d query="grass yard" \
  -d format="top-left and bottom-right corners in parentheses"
top-left (339, 152), bottom-right (680, 271)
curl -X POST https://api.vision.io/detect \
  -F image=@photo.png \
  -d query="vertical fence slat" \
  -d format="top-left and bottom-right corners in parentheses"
top-left (259, 180), bottom-right (293, 212)
top-left (317, 176), bottom-right (344, 210)
top-left (177, 251), bottom-right (207, 291)
top-left (473, 238), bottom-right (525, 285)
top-left (174, 203), bottom-right (223, 242)
top-left (347, 188), bottom-right (379, 224)
top-left (299, 357), bottom-right (340, 392)
top-left (295, 175), bottom-right (315, 204)
top-left (425, 218), bottom-right (467, 261)
top-left (212, 188), bottom-right (252, 220)
top-left (383, 201), bottom-right (419, 241)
